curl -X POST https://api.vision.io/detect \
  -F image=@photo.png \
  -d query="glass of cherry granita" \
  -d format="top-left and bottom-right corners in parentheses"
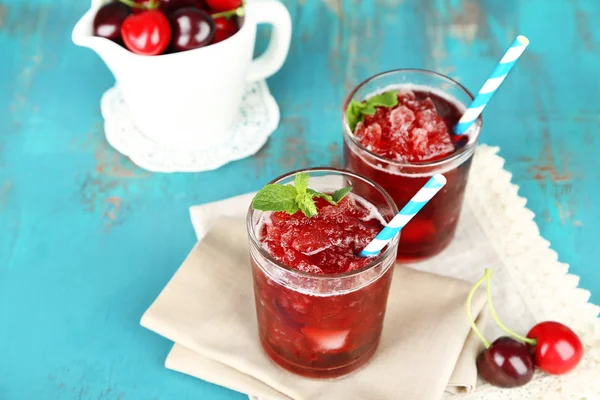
top-left (247, 168), bottom-right (399, 378)
top-left (343, 69), bottom-right (482, 262)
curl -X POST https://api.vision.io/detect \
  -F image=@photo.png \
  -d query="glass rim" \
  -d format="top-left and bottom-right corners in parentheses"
top-left (246, 167), bottom-right (400, 280)
top-left (342, 68), bottom-right (483, 168)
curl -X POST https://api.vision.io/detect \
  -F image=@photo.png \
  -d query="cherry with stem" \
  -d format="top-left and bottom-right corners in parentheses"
top-left (210, 5), bottom-right (243, 44)
top-left (467, 269), bottom-right (534, 388)
top-left (483, 269), bottom-right (584, 376)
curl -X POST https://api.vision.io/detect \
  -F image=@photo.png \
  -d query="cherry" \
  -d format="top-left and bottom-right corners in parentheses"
top-left (466, 269), bottom-right (533, 388)
top-left (527, 321), bottom-right (583, 375)
top-left (468, 269), bottom-right (585, 389)
top-left (205, 0), bottom-right (241, 12)
top-left (169, 8), bottom-right (215, 52)
top-left (213, 17), bottom-right (238, 43)
top-left (477, 337), bottom-right (535, 388)
top-left (160, 0), bottom-right (206, 14)
top-left (121, 10), bottom-right (171, 56)
top-left (93, 2), bottom-right (131, 41)
top-left (481, 269), bottom-right (584, 376)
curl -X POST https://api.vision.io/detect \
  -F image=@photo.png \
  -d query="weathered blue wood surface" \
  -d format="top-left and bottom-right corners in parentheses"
top-left (1, 0), bottom-right (598, 398)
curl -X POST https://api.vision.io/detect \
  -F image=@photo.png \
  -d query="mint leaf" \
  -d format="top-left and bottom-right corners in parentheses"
top-left (308, 187), bottom-right (352, 205)
top-left (362, 103), bottom-right (377, 116)
top-left (296, 193), bottom-right (318, 218)
top-left (346, 92), bottom-right (398, 131)
top-left (252, 184), bottom-right (299, 214)
top-left (332, 187), bottom-right (353, 203)
top-left (294, 172), bottom-right (309, 195)
top-left (346, 100), bottom-right (366, 131)
top-left (366, 91), bottom-right (398, 109)
top-left (308, 189), bottom-right (337, 206)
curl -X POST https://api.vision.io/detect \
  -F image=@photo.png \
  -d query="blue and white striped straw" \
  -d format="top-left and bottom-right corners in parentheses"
top-left (455, 35), bottom-right (530, 135)
top-left (360, 174), bottom-right (447, 257)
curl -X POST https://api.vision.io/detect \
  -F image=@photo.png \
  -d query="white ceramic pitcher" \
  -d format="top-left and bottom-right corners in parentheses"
top-left (72, 0), bottom-right (291, 149)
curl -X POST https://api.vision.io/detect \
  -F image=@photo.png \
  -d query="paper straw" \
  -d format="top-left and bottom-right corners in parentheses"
top-left (455, 35), bottom-right (530, 135)
top-left (360, 174), bottom-right (447, 257)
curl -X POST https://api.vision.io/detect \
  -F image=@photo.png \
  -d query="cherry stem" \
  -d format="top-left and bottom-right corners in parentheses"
top-left (117, 0), bottom-right (146, 9)
top-left (466, 269), bottom-right (491, 348)
top-left (211, 6), bottom-right (245, 19)
top-left (485, 270), bottom-right (537, 346)
top-left (117, 0), bottom-right (159, 10)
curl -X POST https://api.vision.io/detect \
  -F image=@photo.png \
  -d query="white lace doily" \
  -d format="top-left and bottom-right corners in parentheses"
top-left (100, 81), bottom-right (280, 173)
top-left (457, 146), bottom-right (600, 399)
top-left (242, 145), bottom-right (600, 400)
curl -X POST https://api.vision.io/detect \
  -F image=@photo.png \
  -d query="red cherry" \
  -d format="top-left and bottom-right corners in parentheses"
top-left (121, 10), bottom-right (171, 55)
top-left (527, 321), bottom-right (583, 375)
top-left (477, 337), bottom-right (535, 388)
top-left (94, 2), bottom-right (131, 41)
top-left (205, 0), bottom-right (241, 12)
top-left (213, 17), bottom-right (238, 43)
top-left (168, 8), bottom-right (215, 52)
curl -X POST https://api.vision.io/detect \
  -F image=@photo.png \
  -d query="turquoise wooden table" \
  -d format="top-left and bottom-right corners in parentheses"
top-left (1, 0), bottom-right (599, 398)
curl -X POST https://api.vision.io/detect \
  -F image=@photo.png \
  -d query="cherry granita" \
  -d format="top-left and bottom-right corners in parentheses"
top-left (354, 89), bottom-right (465, 162)
top-left (344, 77), bottom-right (480, 262)
top-left (258, 195), bottom-right (384, 275)
top-left (250, 170), bottom-right (399, 378)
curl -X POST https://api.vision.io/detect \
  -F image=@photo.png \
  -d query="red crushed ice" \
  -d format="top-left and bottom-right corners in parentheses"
top-left (259, 196), bottom-right (384, 275)
top-left (355, 91), bottom-right (456, 162)
top-left (355, 122), bottom-right (382, 145)
top-left (389, 105), bottom-right (415, 135)
top-left (292, 229), bottom-right (333, 255)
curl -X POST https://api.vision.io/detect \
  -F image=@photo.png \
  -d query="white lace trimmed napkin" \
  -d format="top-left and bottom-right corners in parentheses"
top-left (145, 145), bottom-right (600, 399)
top-left (141, 216), bottom-right (490, 400)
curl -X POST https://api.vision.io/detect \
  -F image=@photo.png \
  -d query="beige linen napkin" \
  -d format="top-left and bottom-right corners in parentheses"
top-left (141, 216), bottom-right (489, 400)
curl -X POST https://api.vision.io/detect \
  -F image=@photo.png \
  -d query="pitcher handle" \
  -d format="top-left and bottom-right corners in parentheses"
top-left (245, 0), bottom-right (292, 82)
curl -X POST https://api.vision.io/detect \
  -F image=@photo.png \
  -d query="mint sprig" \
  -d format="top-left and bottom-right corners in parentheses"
top-left (346, 91), bottom-right (399, 131)
top-left (252, 173), bottom-right (353, 218)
